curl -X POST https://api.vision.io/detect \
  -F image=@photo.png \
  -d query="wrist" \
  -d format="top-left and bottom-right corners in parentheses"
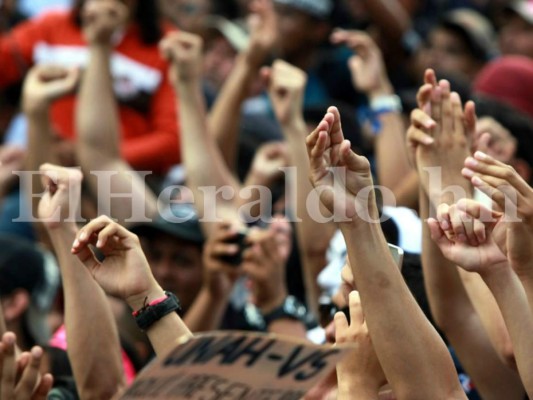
top-left (337, 377), bottom-right (380, 399)
top-left (23, 101), bottom-right (50, 117)
top-left (46, 221), bottom-right (78, 236)
top-left (126, 284), bottom-right (165, 312)
top-left (368, 81), bottom-right (394, 101)
top-left (480, 261), bottom-right (512, 285)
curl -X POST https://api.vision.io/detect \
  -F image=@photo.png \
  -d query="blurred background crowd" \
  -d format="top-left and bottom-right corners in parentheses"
top-left (0, 0), bottom-right (532, 398)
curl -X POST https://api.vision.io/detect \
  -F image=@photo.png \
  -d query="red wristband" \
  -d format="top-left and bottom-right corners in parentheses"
top-left (132, 294), bottom-right (168, 317)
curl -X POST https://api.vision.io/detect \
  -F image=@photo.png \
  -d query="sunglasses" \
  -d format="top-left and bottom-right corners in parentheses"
top-left (318, 300), bottom-right (350, 328)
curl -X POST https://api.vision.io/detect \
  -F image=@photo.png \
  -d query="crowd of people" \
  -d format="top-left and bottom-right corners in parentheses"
top-left (0, 0), bottom-right (533, 398)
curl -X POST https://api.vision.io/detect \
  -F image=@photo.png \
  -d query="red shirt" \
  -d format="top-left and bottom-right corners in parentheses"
top-left (0, 11), bottom-right (180, 174)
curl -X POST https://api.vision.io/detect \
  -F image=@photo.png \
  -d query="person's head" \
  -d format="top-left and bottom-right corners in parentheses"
top-left (74, 0), bottom-right (162, 44)
top-left (419, 9), bottom-right (496, 80)
top-left (0, 236), bottom-right (59, 349)
top-left (201, 16), bottom-right (249, 93)
top-left (158, 0), bottom-right (212, 31)
top-left (131, 203), bottom-right (205, 312)
top-left (498, 0), bottom-right (533, 58)
top-left (272, 0), bottom-right (333, 64)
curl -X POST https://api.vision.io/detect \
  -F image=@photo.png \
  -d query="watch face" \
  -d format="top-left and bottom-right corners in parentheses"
top-left (284, 296), bottom-right (307, 318)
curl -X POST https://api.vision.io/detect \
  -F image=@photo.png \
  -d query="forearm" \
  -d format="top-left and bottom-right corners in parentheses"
top-left (337, 381), bottom-right (379, 400)
top-left (208, 54), bottom-right (256, 169)
top-left (176, 80), bottom-right (241, 235)
top-left (48, 226), bottom-right (125, 399)
top-left (183, 288), bottom-right (228, 332)
top-left (360, 0), bottom-right (411, 42)
top-left (284, 118), bottom-right (335, 316)
top-left (267, 319), bottom-right (307, 338)
top-left (483, 268), bottom-right (533, 396)
top-left (375, 113), bottom-right (411, 202)
top-left (516, 270), bottom-right (533, 316)
top-left (127, 286), bottom-right (192, 358)
top-left (420, 191), bottom-right (524, 399)
top-left (76, 45), bottom-right (158, 222)
top-left (342, 217), bottom-right (462, 398)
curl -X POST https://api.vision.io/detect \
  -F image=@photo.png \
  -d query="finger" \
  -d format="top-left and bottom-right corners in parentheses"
top-left (472, 218), bottom-right (487, 244)
top-left (458, 210), bottom-right (477, 246)
top-left (348, 291), bottom-right (364, 326)
top-left (416, 83), bottom-right (433, 110)
top-left (15, 352), bottom-right (30, 381)
top-left (448, 206), bottom-right (467, 242)
top-left (470, 176), bottom-right (510, 211)
top-left (406, 126), bottom-right (434, 146)
top-left (450, 92), bottom-right (464, 137)
top-left (440, 80), bottom-right (453, 136)
top-left (327, 106), bottom-right (345, 145)
top-left (476, 132), bottom-right (491, 154)
top-left (16, 347), bottom-right (43, 399)
top-left (2, 333), bottom-right (17, 400)
top-left (430, 86), bottom-right (443, 137)
top-left (31, 373), bottom-right (53, 400)
top-left (334, 312), bottom-right (350, 343)
top-left (75, 216), bottom-right (119, 246)
top-left (308, 130), bottom-right (328, 172)
top-left (340, 140), bottom-right (370, 172)
top-left (436, 203), bottom-right (452, 231)
top-left (427, 218), bottom-right (452, 248)
top-left (424, 68), bottom-right (437, 86)
top-left (464, 101), bottom-right (477, 141)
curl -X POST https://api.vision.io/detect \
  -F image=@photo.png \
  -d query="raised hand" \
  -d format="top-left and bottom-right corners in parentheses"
top-left (0, 332), bottom-right (53, 400)
top-left (306, 106), bottom-right (374, 223)
top-left (71, 216), bottom-right (163, 311)
top-left (264, 60), bottom-right (307, 127)
top-left (201, 221), bottom-right (244, 299)
top-left (462, 151), bottom-right (533, 224)
top-left (428, 199), bottom-right (508, 272)
top-left (408, 78), bottom-right (475, 202)
top-left (22, 65), bottom-right (79, 115)
top-left (37, 163), bottom-right (83, 230)
top-left (159, 31), bottom-right (204, 85)
top-left (245, 0), bottom-right (278, 68)
top-left (82, 0), bottom-right (128, 45)
top-left (335, 291), bottom-right (386, 399)
top-left (246, 141), bottom-right (289, 188)
top-left (330, 30), bottom-right (391, 98)
top-left (474, 117), bottom-right (516, 164)
top-left (242, 217), bottom-right (292, 313)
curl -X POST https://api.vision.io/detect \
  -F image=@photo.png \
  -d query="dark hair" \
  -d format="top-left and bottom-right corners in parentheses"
top-left (73, 0), bottom-right (162, 45)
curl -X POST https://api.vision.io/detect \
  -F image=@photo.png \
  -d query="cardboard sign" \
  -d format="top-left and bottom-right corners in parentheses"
top-left (119, 331), bottom-right (354, 400)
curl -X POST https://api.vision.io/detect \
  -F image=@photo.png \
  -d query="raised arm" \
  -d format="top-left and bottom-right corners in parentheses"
top-left (331, 30), bottom-right (414, 207)
top-left (72, 215), bottom-right (193, 358)
top-left (160, 32), bottom-right (243, 237)
top-left (430, 198), bottom-right (533, 397)
top-left (208, 0), bottom-right (278, 170)
top-left (306, 107), bottom-right (465, 399)
top-left (38, 164), bottom-right (125, 400)
top-left (265, 60), bottom-right (336, 316)
top-left (21, 65), bottom-right (79, 228)
top-left (76, 0), bottom-right (158, 224)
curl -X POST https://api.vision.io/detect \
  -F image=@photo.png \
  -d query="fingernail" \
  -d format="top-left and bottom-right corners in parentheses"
top-left (96, 240), bottom-right (103, 248)
top-left (472, 176), bottom-right (483, 186)
top-left (5, 335), bottom-right (15, 345)
top-left (79, 232), bottom-right (87, 241)
top-left (72, 239), bottom-right (79, 248)
top-left (441, 220), bottom-right (450, 230)
top-left (474, 151), bottom-right (488, 160)
top-left (31, 346), bottom-right (42, 358)
top-left (462, 168), bottom-right (474, 178)
top-left (423, 136), bottom-right (434, 144)
top-left (465, 157), bottom-right (478, 167)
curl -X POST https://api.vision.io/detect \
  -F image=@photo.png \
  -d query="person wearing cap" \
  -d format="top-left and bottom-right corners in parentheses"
top-left (415, 8), bottom-right (497, 81)
top-left (499, 0), bottom-right (533, 59)
top-left (130, 202), bottom-right (206, 315)
top-left (0, 235), bottom-right (59, 350)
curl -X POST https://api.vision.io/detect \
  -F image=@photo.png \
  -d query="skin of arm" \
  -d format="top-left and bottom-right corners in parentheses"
top-left (38, 164), bottom-right (125, 400)
top-left (266, 59), bottom-right (336, 317)
top-left (21, 65), bottom-right (79, 231)
top-left (71, 214), bottom-right (193, 358)
top-left (430, 204), bottom-right (533, 397)
top-left (407, 75), bottom-right (524, 399)
top-left (335, 291), bottom-right (385, 400)
top-left (331, 30), bottom-right (412, 207)
top-left (76, 0), bottom-right (158, 224)
top-left (410, 72), bottom-right (517, 369)
top-left (183, 222), bottom-right (242, 332)
top-left (306, 107), bottom-right (465, 399)
top-left (208, 0), bottom-right (278, 170)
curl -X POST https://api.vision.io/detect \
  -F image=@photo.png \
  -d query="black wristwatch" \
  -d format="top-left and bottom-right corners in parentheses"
top-left (263, 295), bottom-right (308, 326)
top-left (134, 291), bottom-right (181, 331)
